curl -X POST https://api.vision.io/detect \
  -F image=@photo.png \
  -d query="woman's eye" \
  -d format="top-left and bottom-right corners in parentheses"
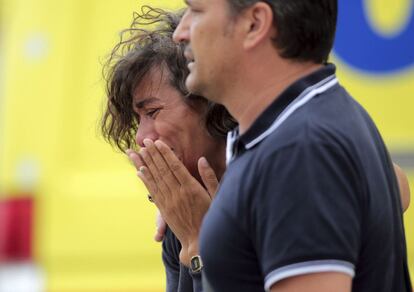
top-left (146, 109), bottom-right (160, 118)
top-left (189, 7), bottom-right (202, 14)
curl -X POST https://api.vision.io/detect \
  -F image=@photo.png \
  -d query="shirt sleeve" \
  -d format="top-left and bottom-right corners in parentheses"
top-left (251, 138), bottom-right (362, 290)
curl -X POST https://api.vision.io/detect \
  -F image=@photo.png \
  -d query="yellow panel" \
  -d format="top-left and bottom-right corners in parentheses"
top-left (1, 0), bottom-right (79, 189)
top-left (1, 0), bottom-right (185, 291)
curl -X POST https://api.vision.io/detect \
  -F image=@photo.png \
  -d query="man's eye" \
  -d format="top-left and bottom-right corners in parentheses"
top-left (188, 5), bottom-right (202, 14)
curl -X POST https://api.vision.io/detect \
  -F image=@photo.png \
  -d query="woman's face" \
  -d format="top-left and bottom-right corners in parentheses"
top-left (133, 66), bottom-right (222, 178)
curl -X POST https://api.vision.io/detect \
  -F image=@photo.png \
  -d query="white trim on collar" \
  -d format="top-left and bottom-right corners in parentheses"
top-left (225, 74), bottom-right (338, 164)
top-left (226, 130), bottom-right (238, 165)
top-left (246, 75), bottom-right (338, 149)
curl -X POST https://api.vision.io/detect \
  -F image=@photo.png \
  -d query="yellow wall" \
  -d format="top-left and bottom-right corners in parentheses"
top-left (0, 0), bottom-right (413, 291)
top-left (0, 1), bottom-right (182, 291)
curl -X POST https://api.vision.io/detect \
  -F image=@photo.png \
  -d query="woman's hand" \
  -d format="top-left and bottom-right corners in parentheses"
top-left (128, 139), bottom-right (218, 266)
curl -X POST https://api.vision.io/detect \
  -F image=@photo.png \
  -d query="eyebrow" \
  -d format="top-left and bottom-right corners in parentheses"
top-left (134, 97), bottom-right (160, 109)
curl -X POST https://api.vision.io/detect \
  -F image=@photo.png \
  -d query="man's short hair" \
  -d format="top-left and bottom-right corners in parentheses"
top-left (101, 6), bottom-right (236, 152)
top-left (228, 0), bottom-right (337, 63)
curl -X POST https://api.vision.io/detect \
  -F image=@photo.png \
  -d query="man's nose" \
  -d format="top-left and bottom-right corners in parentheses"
top-left (173, 9), bottom-right (190, 44)
top-left (135, 122), bottom-right (158, 147)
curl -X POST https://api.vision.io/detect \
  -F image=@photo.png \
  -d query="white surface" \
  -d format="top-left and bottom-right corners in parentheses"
top-left (0, 263), bottom-right (44, 292)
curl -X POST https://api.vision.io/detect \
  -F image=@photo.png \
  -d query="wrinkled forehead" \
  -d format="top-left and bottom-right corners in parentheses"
top-left (132, 65), bottom-right (172, 101)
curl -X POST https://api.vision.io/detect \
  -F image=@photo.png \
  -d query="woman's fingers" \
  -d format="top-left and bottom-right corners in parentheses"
top-left (137, 165), bottom-right (158, 198)
top-left (143, 139), bottom-right (183, 194)
top-left (154, 140), bottom-right (193, 185)
top-left (126, 149), bottom-right (144, 170)
top-left (198, 157), bottom-right (219, 199)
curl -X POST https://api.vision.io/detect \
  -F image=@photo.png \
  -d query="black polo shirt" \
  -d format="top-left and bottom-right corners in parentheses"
top-left (199, 64), bottom-right (412, 291)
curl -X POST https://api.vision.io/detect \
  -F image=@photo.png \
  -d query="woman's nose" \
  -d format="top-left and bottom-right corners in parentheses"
top-left (135, 121), bottom-right (158, 147)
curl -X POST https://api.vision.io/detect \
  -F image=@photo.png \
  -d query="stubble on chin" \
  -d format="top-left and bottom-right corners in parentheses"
top-left (185, 74), bottom-right (203, 96)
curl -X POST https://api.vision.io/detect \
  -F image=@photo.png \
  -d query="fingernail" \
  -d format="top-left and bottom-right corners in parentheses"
top-left (199, 157), bottom-right (209, 167)
top-left (154, 140), bottom-right (162, 149)
top-left (139, 148), bottom-right (146, 156)
top-left (143, 139), bottom-right (152, 147)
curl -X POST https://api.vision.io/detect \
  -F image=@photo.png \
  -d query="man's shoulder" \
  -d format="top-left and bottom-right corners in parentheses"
top-left (262, 87), bottom-right (369, 153)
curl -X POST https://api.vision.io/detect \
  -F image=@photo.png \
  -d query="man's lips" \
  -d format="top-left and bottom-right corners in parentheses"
top-left (184, 52), bottom-right (193, 61)
top-left (184, 47), bottom-right (194, 63)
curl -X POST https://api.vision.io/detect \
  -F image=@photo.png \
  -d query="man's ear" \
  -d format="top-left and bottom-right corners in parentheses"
top-left (242, 2), bottom-right (275, 50)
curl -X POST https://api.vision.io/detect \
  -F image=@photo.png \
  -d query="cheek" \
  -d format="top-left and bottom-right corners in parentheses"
top-left (192, 21), bottom-right (211, 50)
top-left (152, 115), bottom-right (186, 149)
top-left (153, 121), bottom-right (176, 140)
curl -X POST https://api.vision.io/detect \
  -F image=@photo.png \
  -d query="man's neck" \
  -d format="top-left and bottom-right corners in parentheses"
top-left (224, 59), bottom-right (322, 134)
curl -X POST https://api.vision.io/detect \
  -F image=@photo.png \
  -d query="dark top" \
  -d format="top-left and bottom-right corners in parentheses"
top-left (163, 227), bottom-right (201, 292)
top-left (199, 64), bottom-right (412, 291)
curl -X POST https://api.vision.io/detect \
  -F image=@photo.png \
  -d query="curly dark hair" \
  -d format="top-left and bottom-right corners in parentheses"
top-left (101, 6), bottom-right (236, 152)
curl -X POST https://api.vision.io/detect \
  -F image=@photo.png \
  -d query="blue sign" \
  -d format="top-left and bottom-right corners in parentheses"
top-left (334, 0), bottom-right (414, 73)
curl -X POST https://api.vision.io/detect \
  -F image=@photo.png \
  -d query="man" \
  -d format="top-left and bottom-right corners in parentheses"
top-left (159, 0), bottom-right (409, 291)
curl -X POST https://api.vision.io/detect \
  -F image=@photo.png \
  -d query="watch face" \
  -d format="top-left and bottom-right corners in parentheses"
top-left (191, 255), bottom-right (203, 273)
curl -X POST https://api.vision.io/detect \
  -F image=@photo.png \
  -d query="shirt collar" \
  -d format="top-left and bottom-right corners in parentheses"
top-left (226, 63), bottom-right (338, 164)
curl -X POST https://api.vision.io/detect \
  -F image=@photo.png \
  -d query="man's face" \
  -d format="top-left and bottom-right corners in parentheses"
top-left (133, 66), bottom-right (219, 178)
top-left (173, 0), bottom-right (243, 103)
